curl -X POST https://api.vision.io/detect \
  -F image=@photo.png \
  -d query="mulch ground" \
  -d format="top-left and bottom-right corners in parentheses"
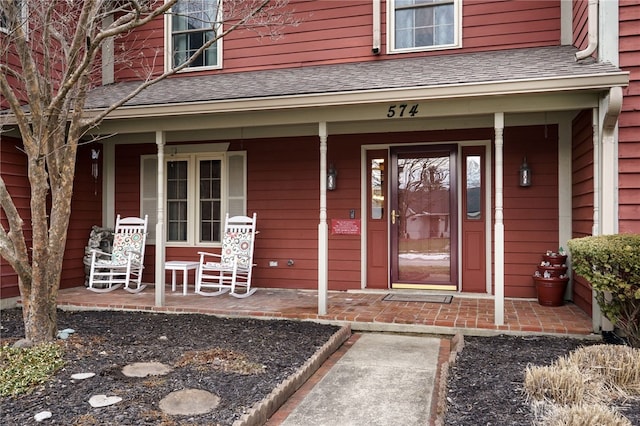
top-left (0, 309), bottom-right (339, 425)
top-left (1, 309), bottom-right (638, 425)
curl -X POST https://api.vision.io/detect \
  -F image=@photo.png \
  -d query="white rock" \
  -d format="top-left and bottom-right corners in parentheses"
top-left (71, 372), bottom-right (95, 380)
top-left (34, 411), bottom-right (52, 422)
top-left (89, 395), bottom-right (122, 408)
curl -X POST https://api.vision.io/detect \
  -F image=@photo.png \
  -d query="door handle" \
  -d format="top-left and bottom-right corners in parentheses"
top-left (391, 210), bottom-right (400, 224)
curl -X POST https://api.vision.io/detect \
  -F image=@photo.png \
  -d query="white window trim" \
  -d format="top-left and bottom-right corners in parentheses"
top-left (141, 148), bottom-right (246, 247)
top-left (386, 0), bottom-right (462, 54)
top-left (164, 0), bottom-right (223, 72)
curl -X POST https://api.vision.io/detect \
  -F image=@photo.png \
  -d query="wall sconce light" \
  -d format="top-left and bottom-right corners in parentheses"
top-left (91, 148), bottom-right (100, 195)
top-left (91, 149), bottom-right (100, 179)
top-left (519, 157), bottom-right (531, 187)
top-left (327, 163), bottom-right (337, 191)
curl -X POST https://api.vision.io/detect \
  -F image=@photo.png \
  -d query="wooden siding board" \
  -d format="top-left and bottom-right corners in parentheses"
top-left (619, 1), bottom-right (640, 234)
top-left (113, 0), bottom-right (565, 80)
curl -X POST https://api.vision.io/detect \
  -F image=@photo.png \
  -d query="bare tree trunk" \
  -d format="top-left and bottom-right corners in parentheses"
top-left (1, 0), bottom-right (294, 346)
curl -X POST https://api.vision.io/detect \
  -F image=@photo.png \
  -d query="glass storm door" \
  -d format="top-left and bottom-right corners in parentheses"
top-left (390, 146), bottom-right (457, 290)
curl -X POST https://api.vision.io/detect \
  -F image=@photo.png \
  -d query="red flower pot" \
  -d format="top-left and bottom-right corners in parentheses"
top-left (536, 265), bottom-right (568, 278)
top-left (533, 276), bottom-right (569, 307)
top-left (542, 254), bottom-right (567, 266)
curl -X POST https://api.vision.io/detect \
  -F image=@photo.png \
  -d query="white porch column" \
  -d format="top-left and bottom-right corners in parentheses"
top-left (494, 113), bottom-right (505, 326)
top-left (155, 132), bottom-right (166, 307)
top-left (318, 122), bottom-right (329, 315)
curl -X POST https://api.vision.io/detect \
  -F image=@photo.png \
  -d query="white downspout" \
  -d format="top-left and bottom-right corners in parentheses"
top-left (372, 0), bottom-right (381, 54)
top-left (575, 0), bottom-right (598, 61)
top-left (600, 86), bottom-right (623, 235)
top-left (493, 113), bottom-right (505, 326)
top-left (591, 108), bottom-right (601, 332)
top-left (318, 122), bottom-right (329, 315)
top-left (155, 131), bottom-right (166, 307)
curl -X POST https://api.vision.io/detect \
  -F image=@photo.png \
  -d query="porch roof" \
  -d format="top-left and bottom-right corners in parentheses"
top-left (86, 45), bottom-right (628, 115)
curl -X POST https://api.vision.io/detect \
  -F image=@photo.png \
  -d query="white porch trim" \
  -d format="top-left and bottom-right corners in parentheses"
top-left (155, 131), bottom-right (166, 307)
top-left (493, 112), bottom-right (505, 326)
top-left (318, 122), bottom-right (329, 315)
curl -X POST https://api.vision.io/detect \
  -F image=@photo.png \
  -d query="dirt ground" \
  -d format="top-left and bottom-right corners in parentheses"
top-left (1, 309), bottom-right (638, 425)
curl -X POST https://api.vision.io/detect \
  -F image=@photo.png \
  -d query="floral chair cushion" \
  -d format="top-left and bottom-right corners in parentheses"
top-left (110, 232), bottom-right (145, 264)
top-left (221, 230), bottom-right (253, 269)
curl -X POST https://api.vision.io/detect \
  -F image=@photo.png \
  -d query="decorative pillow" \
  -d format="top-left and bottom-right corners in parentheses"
top-left (221, 230), bottom-right (252, 268)
top-left (111, 232), bottom-right (144, 264)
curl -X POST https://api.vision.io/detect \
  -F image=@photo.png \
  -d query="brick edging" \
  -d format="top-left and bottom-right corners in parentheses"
top-left (432, 333), bottom-right (465, 426)
top-left (234, 324), bottom-right (352, 426)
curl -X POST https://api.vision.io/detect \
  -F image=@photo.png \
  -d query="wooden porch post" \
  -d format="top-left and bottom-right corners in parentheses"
top-left (494, 113), bottom-right (505, 326)
top-left (318, 122), bottom-right (328, 315)
top-left (155, 131), bottom-right (166, 307)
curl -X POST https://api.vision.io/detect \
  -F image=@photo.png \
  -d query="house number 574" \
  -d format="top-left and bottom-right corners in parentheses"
top-left (387, 104), bottom-right (419, 118)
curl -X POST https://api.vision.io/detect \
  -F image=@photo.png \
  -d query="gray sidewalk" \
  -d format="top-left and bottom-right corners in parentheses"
top-left (279, 333), bottom-right (441, 426)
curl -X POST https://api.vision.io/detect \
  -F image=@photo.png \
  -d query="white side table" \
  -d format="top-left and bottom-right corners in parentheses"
top-left (165, 261), bottom-right (200, 295)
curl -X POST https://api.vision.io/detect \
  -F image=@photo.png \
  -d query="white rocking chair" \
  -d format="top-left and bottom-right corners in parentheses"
top-left (196, 213), bottom-right (258, 298)
top-left (87, 215), bottom-right (148, 293)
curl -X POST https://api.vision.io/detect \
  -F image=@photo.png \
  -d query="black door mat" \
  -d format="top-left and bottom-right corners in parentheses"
top-left (382, 294), bottom-right (453, 304)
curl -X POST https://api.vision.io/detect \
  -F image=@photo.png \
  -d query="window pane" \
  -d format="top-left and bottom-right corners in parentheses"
top-left (167, 160), bottom-right (188, 242)
top-left (171, 0), bottom-right (219, 68)
top-left (199, 159), bottom-right (221, 242)
top-left (466, 156), bottom-right (481, 220)
top-left (371, 158), bottom-right (384, 220)
top-left (394, 0), bottom-right (455, 49)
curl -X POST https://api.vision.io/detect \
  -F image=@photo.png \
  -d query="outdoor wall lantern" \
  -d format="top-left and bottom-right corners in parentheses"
top-left (519, 157), bottom-right (532, 187)
top-left (327, 163), bottom-right (337, 191)
top-left (91, 148), bottom-right (100, 180)
top-left (91, 148), bottom-right (100, 195)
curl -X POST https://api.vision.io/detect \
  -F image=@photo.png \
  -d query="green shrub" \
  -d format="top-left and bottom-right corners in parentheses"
top-left (568, 234), bottom-right (640, 348)
top-left (0, 343), bottom-right (65, 397)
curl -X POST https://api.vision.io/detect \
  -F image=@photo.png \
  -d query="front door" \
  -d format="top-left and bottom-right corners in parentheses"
top-left (390, 145), bottom-right (458, 290)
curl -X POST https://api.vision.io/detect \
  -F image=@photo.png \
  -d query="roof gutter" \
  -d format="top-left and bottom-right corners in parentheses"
top-left (575, 0), bottom-right (599, 61)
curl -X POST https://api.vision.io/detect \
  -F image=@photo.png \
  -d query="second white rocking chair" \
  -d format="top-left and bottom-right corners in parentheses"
top-left (196, 213), bottom-right (257, 298)
top-left (87, 215), bottom-right (148, 293)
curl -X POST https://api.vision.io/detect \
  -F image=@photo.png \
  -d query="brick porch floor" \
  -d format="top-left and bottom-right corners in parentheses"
top-left (54, 285), bottom-right (597, 337)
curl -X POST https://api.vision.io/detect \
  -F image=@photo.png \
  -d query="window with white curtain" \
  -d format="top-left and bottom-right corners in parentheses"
top-left (389, 0), bottom-right (461, 52)
top-left (170, 0), bottom-right (221, 69)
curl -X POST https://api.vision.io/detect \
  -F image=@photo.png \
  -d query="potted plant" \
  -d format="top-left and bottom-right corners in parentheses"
top-left (533, 249), bottom-right (569, 307)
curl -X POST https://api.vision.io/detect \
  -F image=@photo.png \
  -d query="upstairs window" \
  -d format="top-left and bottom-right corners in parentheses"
top-left (169, 0), bottom-right (221, 70)
top-left (1, 0), bottom-right (27, 35)
top-left (389, 0), bottom-right (460, 53)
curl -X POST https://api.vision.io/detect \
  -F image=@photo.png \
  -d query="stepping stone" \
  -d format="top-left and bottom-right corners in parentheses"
top-left (121, 361), bottom-right (173, 378)
top-left (34, 411), bottom-right (52, 422)
top-left (159, 389), bottom-right (220, 416)
top-left (71, 372), bottom-right (95, 380)
top-left (89, 395), bottom-right (122, 408)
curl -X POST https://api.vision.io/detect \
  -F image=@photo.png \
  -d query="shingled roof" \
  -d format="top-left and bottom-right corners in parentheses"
top-left (84, 45), bottom-right (625, 109)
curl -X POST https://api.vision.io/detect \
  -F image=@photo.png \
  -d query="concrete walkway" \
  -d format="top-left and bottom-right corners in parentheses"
top-left (272, 333), bottom-right (442, 426)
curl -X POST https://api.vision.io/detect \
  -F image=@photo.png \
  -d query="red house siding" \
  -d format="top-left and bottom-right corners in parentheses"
top-left (463, 0), bottom-right (560, 50)
top-left (62, 144), bottom-right (104, 289)
top-left (0, 141), bottom-right (101, 297)
top-left (0, 138), bottom-right (30, 298)
top-left (571, 109), bottom-right (594, 315)
top-left (572, 0), bottom-right (589, 52)
top-left (114, 0), bottom-right (562, 80)
top-left (502, 125), bottom-right (560, 298)
top-left (619, 0), bottom-right (640, 234)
